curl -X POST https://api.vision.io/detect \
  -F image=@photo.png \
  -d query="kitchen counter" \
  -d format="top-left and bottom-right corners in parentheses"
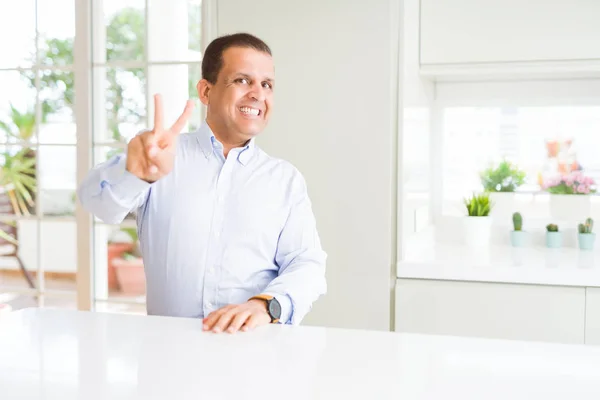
top-left (399, 239), bottom-right (600, 287)
top-left (2, 308), bottom-right (600, 399)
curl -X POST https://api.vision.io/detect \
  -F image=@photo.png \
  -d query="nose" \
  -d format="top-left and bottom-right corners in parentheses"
top-left (248, 82), bottom-right (266, 102)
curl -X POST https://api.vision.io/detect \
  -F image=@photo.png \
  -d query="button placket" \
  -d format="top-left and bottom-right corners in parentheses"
top-left (203, 157), bottom-right (234, 313)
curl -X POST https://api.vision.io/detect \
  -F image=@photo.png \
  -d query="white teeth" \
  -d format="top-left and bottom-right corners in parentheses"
top-left (240, 107), bottom-right (259, 116)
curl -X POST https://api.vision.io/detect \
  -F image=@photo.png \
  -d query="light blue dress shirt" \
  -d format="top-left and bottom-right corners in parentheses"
top-left (77, 122), bottom-right (327, 324)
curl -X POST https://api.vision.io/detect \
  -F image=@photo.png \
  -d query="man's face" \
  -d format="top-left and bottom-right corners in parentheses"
top-left (202, 47), bottom-right (274, 139)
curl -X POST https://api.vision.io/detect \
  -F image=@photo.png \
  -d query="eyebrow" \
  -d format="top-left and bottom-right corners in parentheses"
top-left (232, 73), bottom-right (275, 83)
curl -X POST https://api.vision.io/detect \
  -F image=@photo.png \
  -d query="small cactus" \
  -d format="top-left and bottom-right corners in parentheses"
top-left (586, 217), bottom-right (594, 233)
top-left (512, 212), bottom-right (522, 231)
top-left (546, 223), bottom-right (559, 232)
top-left (579, 218), bottom-right (594, 234)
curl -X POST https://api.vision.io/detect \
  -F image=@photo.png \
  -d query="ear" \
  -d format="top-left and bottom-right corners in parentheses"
top-left (197, 79), bottom-right (212, 106)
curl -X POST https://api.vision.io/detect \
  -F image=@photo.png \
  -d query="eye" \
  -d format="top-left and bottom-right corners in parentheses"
top-left (235, 78), bottom-right (250, 84)
top-left (262, 82), bottom-right (273, 90)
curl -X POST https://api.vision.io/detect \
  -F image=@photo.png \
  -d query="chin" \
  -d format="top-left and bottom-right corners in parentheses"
top-left (238, 121), bottom-right (266, 137)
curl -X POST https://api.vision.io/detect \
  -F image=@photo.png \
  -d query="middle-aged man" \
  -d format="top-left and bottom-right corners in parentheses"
top-left (77, 33), bottom-right (327, 333)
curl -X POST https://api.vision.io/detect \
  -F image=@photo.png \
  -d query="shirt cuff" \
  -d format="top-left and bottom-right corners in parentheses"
top-left (264, 292), bottom-right (293, 324)
top-left (104, 155), bottom-right (152, 202)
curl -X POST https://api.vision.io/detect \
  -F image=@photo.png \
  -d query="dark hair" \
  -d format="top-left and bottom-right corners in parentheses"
top-left (202, 33), bottom-right (272, 84)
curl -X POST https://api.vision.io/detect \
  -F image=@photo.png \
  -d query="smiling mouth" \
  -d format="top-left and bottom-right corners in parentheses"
top-left (239, 106), bottom-right (261, 117)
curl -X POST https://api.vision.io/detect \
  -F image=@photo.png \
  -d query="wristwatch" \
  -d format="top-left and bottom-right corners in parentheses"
top-left (249, 294), bottom-right (281, 323)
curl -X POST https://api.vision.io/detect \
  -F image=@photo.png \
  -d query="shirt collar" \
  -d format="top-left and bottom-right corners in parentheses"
top-left (194, 121), bottom-right (256, 166)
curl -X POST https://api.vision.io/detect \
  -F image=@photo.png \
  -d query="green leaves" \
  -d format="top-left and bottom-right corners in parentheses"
top-left (0, 149), bottom-right (37, 216)
top-left (463, 192), bottom-right (492, 217)
top-left (480, 160), bottom-right (526, 193)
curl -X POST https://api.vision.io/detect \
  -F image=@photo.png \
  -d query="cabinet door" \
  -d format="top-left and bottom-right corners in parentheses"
top-left (420, 0), bottom-right (600, 65)
top-left (585, 288), bottom-right (600, 345)
top-left (395, 279), bottom-right (585, 344)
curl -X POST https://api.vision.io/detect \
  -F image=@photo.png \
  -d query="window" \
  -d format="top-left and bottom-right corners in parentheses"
top-left (442, 106), bottom-right (600, 205)
top-left (91, 0), bottom-right (203, 313)
top-left (434, 80), bottom-right (600, 219)
top-left (0, 0), bottom-right (204, 314)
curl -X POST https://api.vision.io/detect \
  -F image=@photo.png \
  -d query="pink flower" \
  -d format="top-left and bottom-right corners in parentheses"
top-left (578, 185), bottom-right (587, 193)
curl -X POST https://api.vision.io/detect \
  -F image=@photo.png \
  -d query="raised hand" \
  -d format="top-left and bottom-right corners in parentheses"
top-left (126, 94), bottom-right (195, 182)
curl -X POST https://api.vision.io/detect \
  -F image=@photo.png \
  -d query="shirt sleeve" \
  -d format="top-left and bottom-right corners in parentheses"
top-left (262, 171), bottom-right (327, 325)
top-left (77, 154), bottom-right (152, 224)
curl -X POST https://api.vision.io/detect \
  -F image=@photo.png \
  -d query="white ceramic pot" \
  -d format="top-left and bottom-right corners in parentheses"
top-left (489, 192), bottom-right (516, 225)
top-left (463, 216), bottom-right (492, 247)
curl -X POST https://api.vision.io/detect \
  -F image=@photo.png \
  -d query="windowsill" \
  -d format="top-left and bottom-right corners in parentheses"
top-left (398, 229), bottom-right (600, 288)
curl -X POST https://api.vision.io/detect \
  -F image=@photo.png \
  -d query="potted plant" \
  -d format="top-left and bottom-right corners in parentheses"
top-left (111, 228), bottom-right (146, 296)
top-left (510, 212), bottom-right (527, 247)
top-left (463, 192), bottom-right (493, 247)
top-left (543, 171), bottom-right (596, 221)
top-left (480, 160), bottom-right (526, 193)
top-left (578, 218), bottom-right (595, 251)
top-left (480, 160), bottom-right (526, 221)
top-left (546, 224), bottom-right (562, 248)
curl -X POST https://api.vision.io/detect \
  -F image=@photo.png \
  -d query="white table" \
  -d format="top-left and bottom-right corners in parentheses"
top-left (1, 309), bottom-right (600, 399)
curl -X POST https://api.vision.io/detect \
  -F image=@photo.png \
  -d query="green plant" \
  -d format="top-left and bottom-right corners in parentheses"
top-left (480, 160), bottom-right (526, 193)
top-left (463, 193), bottom-right (492, 217)
top-left (512, 212), bottom-right (522, 231)
top-left (119, 227), bottom-right (141, 259)
top-left (546, 224), bottom-right (559, 232)
top-left (0, 105), bottom-right (46, 142)
top-left (578, 218), bottom-right (594, 234)
top-left (0, 149), bottom-right (36, 216)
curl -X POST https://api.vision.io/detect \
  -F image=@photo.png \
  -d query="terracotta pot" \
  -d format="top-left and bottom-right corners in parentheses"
top-left (112, 257), bottom-right (146, 296)
top-left (107, 243), bottom-right (134, 291)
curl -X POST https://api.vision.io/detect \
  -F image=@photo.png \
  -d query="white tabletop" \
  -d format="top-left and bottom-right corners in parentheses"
top-left (1, 308), bottom-right (600, 399)
top-left (399, 240), bottom-right (600, 287)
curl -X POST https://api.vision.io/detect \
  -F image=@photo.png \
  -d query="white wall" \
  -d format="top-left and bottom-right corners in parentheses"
top-left (215, 0), bottom-right (402, 331)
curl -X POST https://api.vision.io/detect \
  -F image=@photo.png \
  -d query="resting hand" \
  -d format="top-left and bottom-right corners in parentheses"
top-left (202, 300), bottom-right (271, 333)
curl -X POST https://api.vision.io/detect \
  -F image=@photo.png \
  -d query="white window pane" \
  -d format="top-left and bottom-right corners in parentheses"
top-left (39, 145), bottom-right (76, 217)
top-left (92, 67), bottom-right (147, 144)
top-left (147, 64), bottom-right (202, 132)
top-left (0, 0), bottom-right (35, 68)
top-left (148, 0), bottom-right (202, 62)
top-left (95, 0), bottom-right (146, 63)
top-left (442, 106), bottom-right (600, 213)
top-left (37, 0), bottom-right (75, 66)
top-left (0, 72), bottom-right (37, 144)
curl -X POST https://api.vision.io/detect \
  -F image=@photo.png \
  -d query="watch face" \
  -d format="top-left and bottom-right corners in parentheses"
top-left (268, 298), bottom-right (282, 320)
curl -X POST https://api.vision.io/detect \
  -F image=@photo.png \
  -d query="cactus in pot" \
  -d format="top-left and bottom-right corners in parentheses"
top-left (546, 223), bottom-right (562, 248)
top-left (578, 217), bottom-right (595, 250)
top-left (510, 212), bottom-right (527, 247)
top-left (546, 224), bottom-right (559, 232)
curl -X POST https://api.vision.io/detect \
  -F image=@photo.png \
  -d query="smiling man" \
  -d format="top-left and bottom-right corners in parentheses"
top-left (77, 33), bottom-right (327, 333)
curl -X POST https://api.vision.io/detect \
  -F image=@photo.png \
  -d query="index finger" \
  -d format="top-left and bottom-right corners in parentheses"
top-left (169, 100), bottom-right (195, 135)
top-left (153, 94), bottom-right (164, 132)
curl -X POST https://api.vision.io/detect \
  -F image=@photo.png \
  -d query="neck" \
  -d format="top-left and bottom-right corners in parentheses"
top-left (206, 118), bottom-right (250, 157)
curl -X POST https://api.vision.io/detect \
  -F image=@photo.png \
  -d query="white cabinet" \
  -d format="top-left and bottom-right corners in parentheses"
top-left (395, 279), bottom-right (586, 344)
top-left (420, 0), bottom-right (600, 65)
top-left (585, 288), bottom-right (600, 345)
